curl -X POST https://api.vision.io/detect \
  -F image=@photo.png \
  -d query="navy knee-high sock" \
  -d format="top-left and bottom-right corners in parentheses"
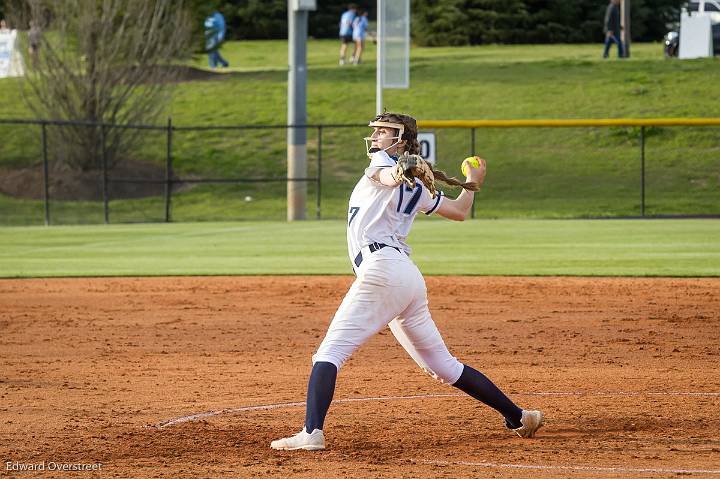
top-left (452, 364), bottom-right (523, 429)
top-left (304, 361), bottom-right (338, 432)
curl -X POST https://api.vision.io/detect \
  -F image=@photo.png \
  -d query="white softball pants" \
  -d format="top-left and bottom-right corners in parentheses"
top-left (312, 246), bottom-right (464, 385)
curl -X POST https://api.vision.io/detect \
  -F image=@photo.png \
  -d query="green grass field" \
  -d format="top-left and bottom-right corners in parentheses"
top-left (1, 41), bottom-right (719, 225)
top-left (1, 219), bottom-right (718, 277)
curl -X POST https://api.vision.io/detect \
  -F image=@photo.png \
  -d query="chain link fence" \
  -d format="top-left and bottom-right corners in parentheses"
top-left (0, 118), bottom-right (718, 225)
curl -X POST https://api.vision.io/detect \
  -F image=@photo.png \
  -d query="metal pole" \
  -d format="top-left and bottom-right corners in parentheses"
top-left (287, 4), bottom-right (309, 220)
top-left (316, 126), bottom-right (322, 220)
top-left (376, 0), bottom-right (383, 114)
top-left (640, 125), bottom-right (645, 217)
top-left (470, 127), bottom-right (476, 219)
top-left (621, 0), bottom-right (631, 58)
top-left (41, 122), bottom-right (50, 226)
top-left (101, 124), bottom-right (109, 224)
top-left (165, 117), bottom-right (173, 223)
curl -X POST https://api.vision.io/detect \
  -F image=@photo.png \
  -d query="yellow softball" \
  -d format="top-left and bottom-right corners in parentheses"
top-left (461, 156), bottom-right (480, 177)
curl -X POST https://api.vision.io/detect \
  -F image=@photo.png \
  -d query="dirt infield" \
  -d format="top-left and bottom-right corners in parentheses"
top-left (2, 276), bottom-right (719, 478)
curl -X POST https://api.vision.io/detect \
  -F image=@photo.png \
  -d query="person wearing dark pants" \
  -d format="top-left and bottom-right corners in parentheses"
top-left (603, 0), bottom-right (624, 58)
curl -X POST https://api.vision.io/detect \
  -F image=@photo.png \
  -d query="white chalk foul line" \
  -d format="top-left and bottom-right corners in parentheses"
top-left (525, 391), bottom-right (720, 397)
top-left (418, 459), bottom-right (720, 475)
top-left (152, 393), bottom-right (462, 428)
top-left (152, 390), bottom-right (720, 429)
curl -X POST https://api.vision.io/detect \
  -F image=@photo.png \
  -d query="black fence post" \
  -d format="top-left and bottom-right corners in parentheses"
top-left (640, 126), bottom-right (646, 217)
top-left (316, 126), bottom-right (322, 220)
top-left (101, 124), bottom-right (109, 224)
top-left (470, 127), bottom-right (476, 219)
top-left (41, 122), bottom-right (50, 226)
top-left (164, 117), bottom-right (173, 223)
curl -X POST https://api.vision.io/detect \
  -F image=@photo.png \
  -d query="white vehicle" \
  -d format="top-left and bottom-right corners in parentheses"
top-left (665, 1), bottom-right (720, 56)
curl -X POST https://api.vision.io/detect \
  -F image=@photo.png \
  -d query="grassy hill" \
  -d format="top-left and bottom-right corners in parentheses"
top-left (0, 41), bottom-right (718, 225)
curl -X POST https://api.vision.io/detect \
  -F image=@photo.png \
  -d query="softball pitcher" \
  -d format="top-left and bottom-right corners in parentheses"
top-left (271, 112), bottom-right (543, 451)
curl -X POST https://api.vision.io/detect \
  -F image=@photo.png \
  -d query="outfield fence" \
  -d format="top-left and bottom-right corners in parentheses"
top-left (0, 117), bottom-right (718, 225)
top-left (420, 118), bottom-right (720, 220)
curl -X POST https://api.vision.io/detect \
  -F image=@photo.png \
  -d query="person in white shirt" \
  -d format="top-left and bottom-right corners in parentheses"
top-left (271, 112), bottom-right (544, 451)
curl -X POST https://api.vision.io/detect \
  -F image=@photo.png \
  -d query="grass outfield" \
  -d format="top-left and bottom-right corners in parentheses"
top-left (0, 41), bottom-right (718, 224)
top-left (0, 219), bottom-right (717, 277)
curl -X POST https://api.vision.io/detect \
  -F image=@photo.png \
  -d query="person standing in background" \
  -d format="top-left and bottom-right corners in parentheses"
top-left (28, 20), bottom-right (41, 67)
top-left (603, 0), bottom-right (624, 58)
top-left (351, 10), bottom-right (369, 65)
top-left (338, 4), bottom-right (357, 65)
top-left (205, 11), bottom-right (229, 68)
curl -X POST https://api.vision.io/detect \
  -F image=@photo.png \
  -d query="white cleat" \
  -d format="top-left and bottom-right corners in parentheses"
top-left (512, 410), bottom-right (544, 438)
top-left (270, 428), bottom-right (325, 451)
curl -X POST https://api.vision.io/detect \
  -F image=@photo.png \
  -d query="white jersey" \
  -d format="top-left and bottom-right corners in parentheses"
top-left (346, 151), bottom-right (445, 267)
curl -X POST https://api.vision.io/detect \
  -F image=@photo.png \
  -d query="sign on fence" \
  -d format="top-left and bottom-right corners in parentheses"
top-left (417, 132), bottom-right (436, 165)
top-left (0, 30), bottom-right (24, 78)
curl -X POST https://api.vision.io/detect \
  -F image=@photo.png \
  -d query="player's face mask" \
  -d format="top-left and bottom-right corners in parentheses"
top-left (364, 120), bottom-right (405, 158)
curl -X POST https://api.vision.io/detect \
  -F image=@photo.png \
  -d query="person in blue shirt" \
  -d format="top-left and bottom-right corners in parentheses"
top-left (338, 4), bottom-right (357, 65)
top-left (351, 10), bottom-right (369, 65)
top-left (205, 11), bottom-right (229, 68)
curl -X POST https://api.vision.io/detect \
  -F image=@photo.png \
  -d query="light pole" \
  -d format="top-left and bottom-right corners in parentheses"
top-left (621, 0), bottom-right (631, 58)
top-left (287, 0), bottom-right (316, 220)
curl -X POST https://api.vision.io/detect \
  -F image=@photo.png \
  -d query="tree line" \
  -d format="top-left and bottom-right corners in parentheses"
top-left (190, 0), bottom-right (682, 45)
top-left (2, 0), bottom-right (684, 45)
